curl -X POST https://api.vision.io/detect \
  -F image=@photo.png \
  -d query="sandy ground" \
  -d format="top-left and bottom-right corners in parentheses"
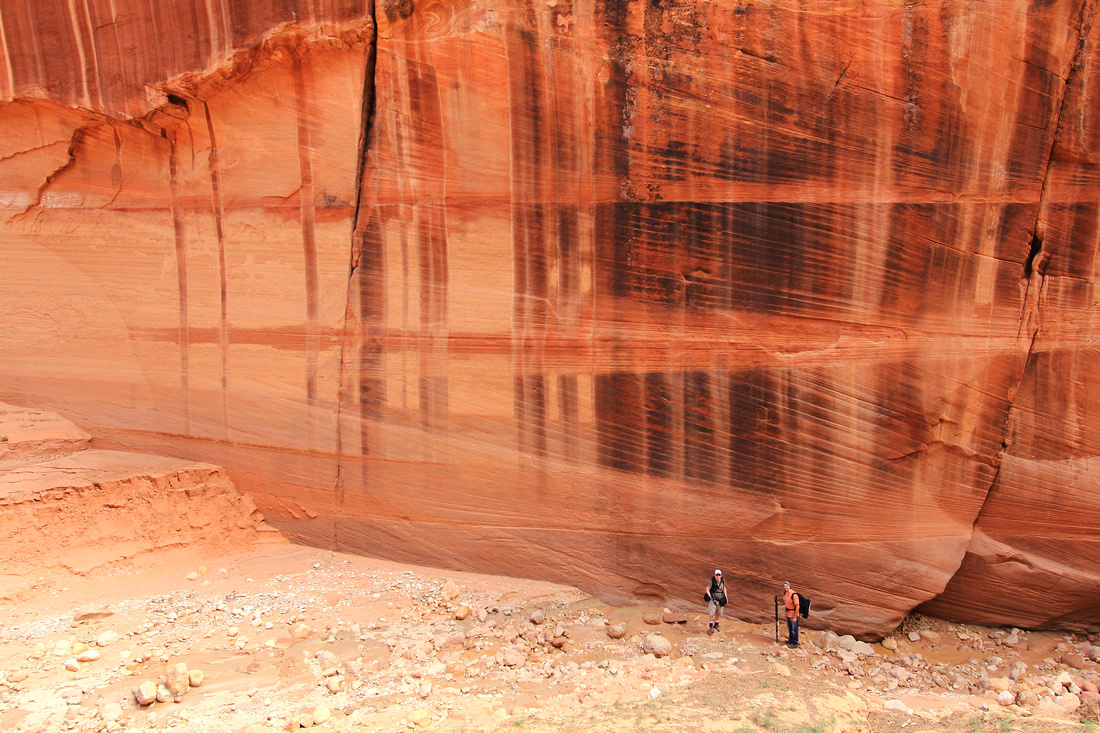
top-left (2, 539), bottom-right (1097, 733)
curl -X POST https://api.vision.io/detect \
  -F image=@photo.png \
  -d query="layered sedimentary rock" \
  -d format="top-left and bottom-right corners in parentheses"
top-left (0, 404), bottom-right (274, 599)
top-left (1, 0), bottom-right (1098, 636)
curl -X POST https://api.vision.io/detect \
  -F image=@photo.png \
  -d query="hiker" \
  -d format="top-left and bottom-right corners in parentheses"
top-left (776, 580), bottom-right (799, 647)
top-left (704, 569), bottom-right (727, 634)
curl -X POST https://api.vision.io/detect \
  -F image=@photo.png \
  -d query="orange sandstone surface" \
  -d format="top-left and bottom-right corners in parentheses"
top-left (1, 0), bottom-right (1099, 638)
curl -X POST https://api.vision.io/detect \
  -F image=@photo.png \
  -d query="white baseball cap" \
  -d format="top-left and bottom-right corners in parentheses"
top-left (714, 569), bottom-right (722, 575)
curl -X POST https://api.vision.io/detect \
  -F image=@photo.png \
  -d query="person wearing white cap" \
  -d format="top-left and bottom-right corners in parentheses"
top-left (704, 569), bottom-right (727, 634)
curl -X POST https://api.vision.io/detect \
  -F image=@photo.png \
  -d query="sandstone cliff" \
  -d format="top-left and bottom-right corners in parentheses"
top-left (1, 0), bottom-right (1098, 637)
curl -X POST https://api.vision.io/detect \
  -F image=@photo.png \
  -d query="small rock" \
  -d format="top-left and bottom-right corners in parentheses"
top-left (907, 631), bottom-right (921, 642)
top-left (881, 637), bottom-right (898, 651)
top-left (156, 684), bottom-right (173, 703)
top-left (76, 649), bottom-right (100, 662)
top-left (188, 669), bottom-right (204, 687)
top-left (186, 571), bottom-right (200, 581)
top-left (100, 703), bottom-right (123, 721)
top-left (134, 681), bottom-right (157, 706)
top-left (642, 634), bottom-right (672, 658)
top-left (530, 610), bottom-right (545, 625)
top-left (815, 631), bottom-right (841, 649)
top-left (648, 687), bottom-right (661, 699)
top-left (8, 670), bottom-right (28, 683)
top-left (476, 608), bottom-right (488, 623)
top-left (773, 663), bottom-right (791, 676)
top-left (502, 652), bottom-right (525, 667)
top-left (63, 659), bottom-right (79, 672)
top-left (454, 606), bottom-right (471, 621)
top-left (883, 700), bottom-right (910, 713)
top-left (662, 613), bottom-right (688, 625)
top-left (326, 676), bottom-right (342, 693)
top-left (1081, 691), bottom-right (1100, 704)
top-left (641, 612), bottom-right (662, 626)
top-left (165, 662), bottom-right (189, 695)
top-left (312, 705), bottom-right (331, 725)
top-left (441, 580), bottom-right (460, 602)
top-left (607, 623), bottom-right (626, 639)
top-left (96, 631), bottom-right (120, 647)
top-left (409, 709), bottom-right (431, 726)
top-left (290, 622), bottom-right (312, 639)
top-left (997, 691), bottom-right (1016, 706)
top-left (316, 650), bottom-right (338, 669)
top-left (296, 710), bottom-right (315, 727)
top-left (73, 607), bottom-right (114, 622)
top-left (918, 629), bottom-right (940, 642)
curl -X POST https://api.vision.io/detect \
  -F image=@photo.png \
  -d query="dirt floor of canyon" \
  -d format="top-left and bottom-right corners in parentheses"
top-left (1, 536), bottom-right (1098, 733)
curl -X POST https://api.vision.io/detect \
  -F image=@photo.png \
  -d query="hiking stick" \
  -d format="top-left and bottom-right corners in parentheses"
top-left (774, 597), bottom-right (779, 643)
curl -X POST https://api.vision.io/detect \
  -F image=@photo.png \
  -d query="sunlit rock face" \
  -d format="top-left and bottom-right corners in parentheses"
top-left (1, 0), bottom-right (1098, 637)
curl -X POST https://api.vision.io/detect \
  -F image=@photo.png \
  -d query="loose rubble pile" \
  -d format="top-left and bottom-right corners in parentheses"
top-left (0, 546), bottom-right (1097, 732)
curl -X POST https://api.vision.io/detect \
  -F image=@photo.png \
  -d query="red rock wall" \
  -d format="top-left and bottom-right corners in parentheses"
top-left (1, 0), bottom-right (1098, 637)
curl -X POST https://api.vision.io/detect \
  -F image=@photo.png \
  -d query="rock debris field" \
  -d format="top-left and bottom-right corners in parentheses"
top-left (1, 544), bottom-right (1098, 733)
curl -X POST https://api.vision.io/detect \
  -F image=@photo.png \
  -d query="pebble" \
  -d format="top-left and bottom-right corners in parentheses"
top-left (63, 659), bottom-right (79, 672)
top-left (530, 610), bottom-right (545, 625)
top-left (188, 669), bottom-right (204, 687)
top-left (312, 705), bottom-right (331, 725)
top-left (76, 649), bottom-right (100, 662)
top-left (455, 605), bottom-right (471, 621)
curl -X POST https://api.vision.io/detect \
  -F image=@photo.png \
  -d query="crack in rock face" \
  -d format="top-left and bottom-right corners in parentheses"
top-left (1, 1), bottom-right (1099, 638)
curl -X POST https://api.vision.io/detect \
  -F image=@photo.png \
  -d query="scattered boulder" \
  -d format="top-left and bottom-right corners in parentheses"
top-left (502, 652), bottom-right (525, 667)
top-left (188, 669), bottom-right (204, 687)
top-left (75, 649), bottom-right (100, 662)
top-left (165, 662), bottom-right (189, 695)
top-left (607, 623), bottom-right (626, 639)
top-left (815, 631), bottom-right (841, 649)
top-left (156, 684), bottom-right (173, 703)
top-left (100, 703), bottom-right (123, 721)
top-left (852, 641), bottom-right (875, 656)
top-left (529, 610), bottom-right (545, 625)
top-left (290, 622), bottom-right (312, 639)
top-left (919, 629), bottom-right (940, 642)
top-left (997, 690), bottom-right (1016, 706)
top-left (96, 630), bottom-right (120, 647)
top-left (1061, 653), bottom-right (1086, 669)
top-left (134, 681), bottom-right (157, 706)
top-left (454, 605), bottom-right (471, 621)
top-left (642, 634), bottom-right (672, 658)
top-left (881, 637), bottom-right (898, 651)
top-left (441, 580), bottom-right (460, 602)
top-left (63, 659), bottom-right (79, 672)
top-left (907, 631), bottom-right (921, 642)
top-left (662, 613), bottom-right (688, 625)
top-left (312, 705), bottom-right (331, 725)
top-left (641, 612), bottom-right (662, 625)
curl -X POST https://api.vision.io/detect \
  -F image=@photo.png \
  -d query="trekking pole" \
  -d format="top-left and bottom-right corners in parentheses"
top-left (773, 596), bottom-right (779, 643)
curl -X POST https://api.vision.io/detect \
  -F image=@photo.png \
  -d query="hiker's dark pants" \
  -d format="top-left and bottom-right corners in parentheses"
top-left (786, 616), bottom-right (799, 646)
